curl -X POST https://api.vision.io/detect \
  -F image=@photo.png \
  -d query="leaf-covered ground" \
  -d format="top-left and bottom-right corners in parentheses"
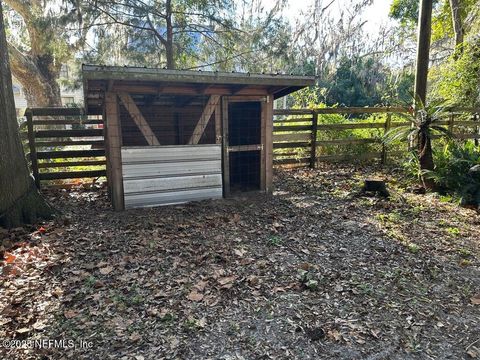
top-left (1, 164), bottom-right (479, 359)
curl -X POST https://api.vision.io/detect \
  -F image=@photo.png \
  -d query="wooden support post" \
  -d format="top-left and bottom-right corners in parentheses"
top-left (215, 102), bottom-right (221, 144)
top-left (103, 106), bottom-right (111, 201)
top-left (475, 113), bottom-right (479, 147)
top-left (310, 110), bottom-right (318, 168)
top-left (118, 92), bottom-right (160, 146)
top-left (382, 113), bottom-right (392, 165)
top-left (265, 95), bottom-right (274, 194)
top-left (26, 110), bottom-right (40, 189)
top-left (448, 113), bottom-right (455, 138)
top-left (188, 95), bottom-right (221, 145)
top-left (105, 92), bottom-right (125, 211)
top-left (260, 101), bottom-right (266, 191)
top-left (221, 97), bottom-right (230, 197)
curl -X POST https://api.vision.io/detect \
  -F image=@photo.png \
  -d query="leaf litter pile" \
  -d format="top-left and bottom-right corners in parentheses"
top-left (1, 164), bottom-right (479, 359)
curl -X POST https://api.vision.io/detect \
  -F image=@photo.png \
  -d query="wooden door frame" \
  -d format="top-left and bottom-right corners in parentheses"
top-left (221, 95), bottom-right (268, 197)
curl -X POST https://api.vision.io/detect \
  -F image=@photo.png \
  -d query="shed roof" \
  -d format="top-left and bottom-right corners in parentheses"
top-left (82, 65), bottom-right (314, 114)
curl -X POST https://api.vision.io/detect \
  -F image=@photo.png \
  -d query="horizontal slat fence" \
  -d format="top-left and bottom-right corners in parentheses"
top-left (21, 107), bottom-right (106, 188)
top-left (19, 106), bottom-right (480, 186)
top-left (273, 107), bottom-right (480, 167)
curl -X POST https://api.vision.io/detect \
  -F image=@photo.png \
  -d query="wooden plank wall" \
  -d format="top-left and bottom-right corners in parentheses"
top-left (22, 107), bottom-right (106, 187)
top-left (121, 145), bottom-right (223, 208)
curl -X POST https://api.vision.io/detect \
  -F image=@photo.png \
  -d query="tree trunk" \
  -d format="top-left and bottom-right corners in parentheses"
top-left (414, 0), bottom-right (435, 190)
top-left (4, 0), bottom-right (62, 107)
top-left (8, 45), bottom-right (62, 107)
top-left (414, 0), bottom-right (433, 106)
top-left (418, 132), bottom-right (435, 189)
top-left (449, 0), bottom-right (463, 52)
top-left (0, 1), bottom-right (52, 228)
top-left (165, 0), bottom-right (175, 70)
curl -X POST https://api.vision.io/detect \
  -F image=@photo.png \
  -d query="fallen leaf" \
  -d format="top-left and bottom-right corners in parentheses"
top-left (247, 275), bottom-right (260, 287)
top-left (299, 262), bottom-right (313, 271)
top-left (471, 293), bottom-right (480, 305)
top-left (52, 287), bottom-right (63, 297)
top-left (197, 317), bottom-right (207, 328)
top-left (33, 321), bottom-right (47, 330)
top-left (99, 266), bottom-right (113, 275)
top-left (234, 248), bottom-right (246, 257)
top-left (2, 264), bottom-right (19, 276)
top-left (129, 332), bottom-right (141, 342)
top-left (327, 329), bottom-right (342, 341)
top-left (4, 252), bottom-right (16, 264)
top-left (64, 310), bottom-right (78, 319)
top-left (218, 275), bottom-right (236, 286)
top-left (187, 290), bottom-right (204, 302)
top-left (467, 348), bottom-right (479, 358)
top-left (194, 280), bottom-right (208, 292)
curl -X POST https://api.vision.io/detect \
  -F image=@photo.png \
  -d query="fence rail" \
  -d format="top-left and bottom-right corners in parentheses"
top-left (273, 107), bottom-right (480, 167)
top-left (22, 107), bottom-right (106, 188)
top-left (20, 106), bottom-right (480, 186)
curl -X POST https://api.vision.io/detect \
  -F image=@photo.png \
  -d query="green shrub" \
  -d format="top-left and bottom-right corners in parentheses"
top-left (402, 141), bottom-right (480, 204)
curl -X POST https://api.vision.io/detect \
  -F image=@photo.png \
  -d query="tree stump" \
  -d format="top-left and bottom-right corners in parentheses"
top-left (363, 179), bottom-right (390, 198)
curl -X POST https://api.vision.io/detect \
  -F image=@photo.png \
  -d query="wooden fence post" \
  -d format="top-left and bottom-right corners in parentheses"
top-left (474, 113), bottom-right (479, 147)
top-left (26, 110), bottom-right (40, 189)
top-left (448, 113), bottom-right (454, 139)
top-left (381, 113), bottom-right (392, 165)
top-left (105, 92), bottom-right (125, 211)
top-left (310, 110), bottom-right (318, 168)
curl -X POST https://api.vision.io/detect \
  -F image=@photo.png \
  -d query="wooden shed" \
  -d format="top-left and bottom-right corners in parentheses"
top-left (82, 65), bottom-right (314, 210)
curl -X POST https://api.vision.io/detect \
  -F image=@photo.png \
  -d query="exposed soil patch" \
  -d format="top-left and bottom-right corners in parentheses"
top-left (1, 164), bottom-right (479, 359)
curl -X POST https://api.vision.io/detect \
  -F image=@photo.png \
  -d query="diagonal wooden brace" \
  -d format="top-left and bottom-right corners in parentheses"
top-left (118, 92), bottom-right (161, 146)
top-left (188, 95), bottom-right (221, 145)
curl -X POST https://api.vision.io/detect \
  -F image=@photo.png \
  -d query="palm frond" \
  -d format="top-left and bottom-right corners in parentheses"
top-left (430, 125), bottom-right (452, 138)
top-left (383, 127), bottom-right (414, 144)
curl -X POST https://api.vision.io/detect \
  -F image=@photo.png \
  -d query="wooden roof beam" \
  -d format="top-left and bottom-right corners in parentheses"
top-left (111, 83), bottom-right (269, 96)
top-left (230, 84), bottom-right (248, 95)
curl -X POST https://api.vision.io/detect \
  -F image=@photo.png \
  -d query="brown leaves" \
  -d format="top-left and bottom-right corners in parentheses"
top-left (187, 290), bottom-right (204, 302)
top-left (217, 275), bottom-right (237, 289)
top-left (129, 332), bottom-right (142, 342)
top-left (3, 252), bottom-right (16, 264)
top-left (471, 293), bottom-right (480, 305)
top-left (233, 248), bottom-right (247, 257)
top-left (1, 167), bottom-right (479, 359)
top-left (194, 280), bottom-right (208, 292)
top-left (187, 279), bottom-right (210, 301)
top-left (99, 266), bottom-right (114, 275)
top-left (64, 310), bottom-right (78, 319)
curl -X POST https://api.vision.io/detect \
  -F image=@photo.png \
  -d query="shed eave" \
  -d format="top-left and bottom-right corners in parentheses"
top-left (82, 64), bottom-right (315, 88)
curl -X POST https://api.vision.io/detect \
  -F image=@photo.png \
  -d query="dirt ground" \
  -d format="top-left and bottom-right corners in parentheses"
top-left (1, 164), bottom-right (479, 360)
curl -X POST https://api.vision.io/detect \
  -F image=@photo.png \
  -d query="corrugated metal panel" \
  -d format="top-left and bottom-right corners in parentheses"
top-left (121, 145), bottom-right (222, 209)
top-left (122, 145), bottom-right (221, 163)
top-left (123, 160), bottom-right (221, 179)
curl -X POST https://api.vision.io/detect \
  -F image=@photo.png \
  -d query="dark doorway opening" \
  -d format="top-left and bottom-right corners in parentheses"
top-left (228, 102), bottom-right (261, 146)
top-left (227, 101), bottom-right (262, 193)
top-left (229, 151), bottom-right (261, 192)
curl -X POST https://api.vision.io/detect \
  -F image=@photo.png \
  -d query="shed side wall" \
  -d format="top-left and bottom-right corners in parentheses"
top-left (121, 145), bottom-right (222, 208)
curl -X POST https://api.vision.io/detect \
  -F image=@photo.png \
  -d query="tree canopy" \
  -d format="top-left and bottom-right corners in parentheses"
top-left (2, 0), bottom-right (479, 108)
